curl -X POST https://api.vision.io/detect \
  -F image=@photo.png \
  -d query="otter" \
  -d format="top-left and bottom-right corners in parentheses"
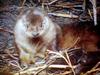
top-left (14, 8), bottom-right (60, 64)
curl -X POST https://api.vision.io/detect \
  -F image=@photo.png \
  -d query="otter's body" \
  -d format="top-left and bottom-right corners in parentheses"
top-left (14, 8), bottom-right (60, 64)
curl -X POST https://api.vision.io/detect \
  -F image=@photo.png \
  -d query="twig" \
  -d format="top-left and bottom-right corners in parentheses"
top-left (34, 59), bottom-right (56, 75)
top-left (5, 49), bottom-right (18, 60)
top-left (83, 68), bottom-right (100, 75)
top-left (65, 50), bottom-right (76, 75)
top-left (33, 65), bottom-right (47, 75)
top-left (48, 4), bottom-right (83, 9)
top-left (90, 0), bottom-right (97, 25)
top-left (83, 61), bottom-right (100, 75)
top-left (0, 27), bottom-right (14, 34)
top-left (14, 65), bottom-right (47, 75)
top-left (92, 62), bottom-right (100, 69)
top-left (69, 37), bottom-right (80, 49)
top-left (49, 64), bottom-right (76, 69)
top-left (47, 50), bottom-right (69, 64)
top-left (61, 71), bottom-right (72, 75)
top-left (47, 49), bottom-right (76, 75)
top-left (48, 13), bottom-right (78, 18)
top-left (29, 0), bottom-right (34, 6)
top-left (21, 0), bottom-right (26, 7)
top-left (63, 37), bottom-right (80, 75)
top-left (18, 0), bottom-right (26, 17)
top-left (48, 0), bottom-right (58, 5)
top-left (47, 49), bottom-right (78, 75)
top-left (83, 0), bottom-right (86, 11)
top-left (14, 55), bottom-right (55, 75)
top-left (9, 60), bottom-right (22, 70)
top-left (88, 9), bottom-right (93, 19)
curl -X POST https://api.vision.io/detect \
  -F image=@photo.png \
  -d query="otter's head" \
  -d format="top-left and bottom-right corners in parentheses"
top-left (22, 8), bottom-right (49, 38)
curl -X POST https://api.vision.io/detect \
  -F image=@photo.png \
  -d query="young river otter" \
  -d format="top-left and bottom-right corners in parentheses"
top-left (14, 8), bottom-right (60, 64)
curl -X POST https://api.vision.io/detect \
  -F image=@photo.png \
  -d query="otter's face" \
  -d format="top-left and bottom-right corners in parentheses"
top-left (25, 21), bottom-right (44, 38)
top-left (23, 9), bottom-right (47, 38)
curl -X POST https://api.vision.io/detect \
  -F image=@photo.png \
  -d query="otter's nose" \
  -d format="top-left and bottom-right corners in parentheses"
top-left (32, 32), bottom-right (39, 37)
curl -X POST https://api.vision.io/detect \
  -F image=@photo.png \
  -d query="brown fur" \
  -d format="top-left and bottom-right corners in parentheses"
top-left (57, 24), bottom-right (99, 52)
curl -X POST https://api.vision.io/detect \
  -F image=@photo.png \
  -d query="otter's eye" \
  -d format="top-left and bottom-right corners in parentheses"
top-left (40, 24), bottom-right (42, 27)
top-left (26, 25), bottom-right (28, 28)
top-left (39, 23), bottom-right (43, 30)
top-left (40, 22), bottom-right (42, 27)
top-left (25, 24), bottom-right (28, 29)
top-left (42, 22), bottom-right (45, 28)
top-left (26, 24), bottom-right (31, 28)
